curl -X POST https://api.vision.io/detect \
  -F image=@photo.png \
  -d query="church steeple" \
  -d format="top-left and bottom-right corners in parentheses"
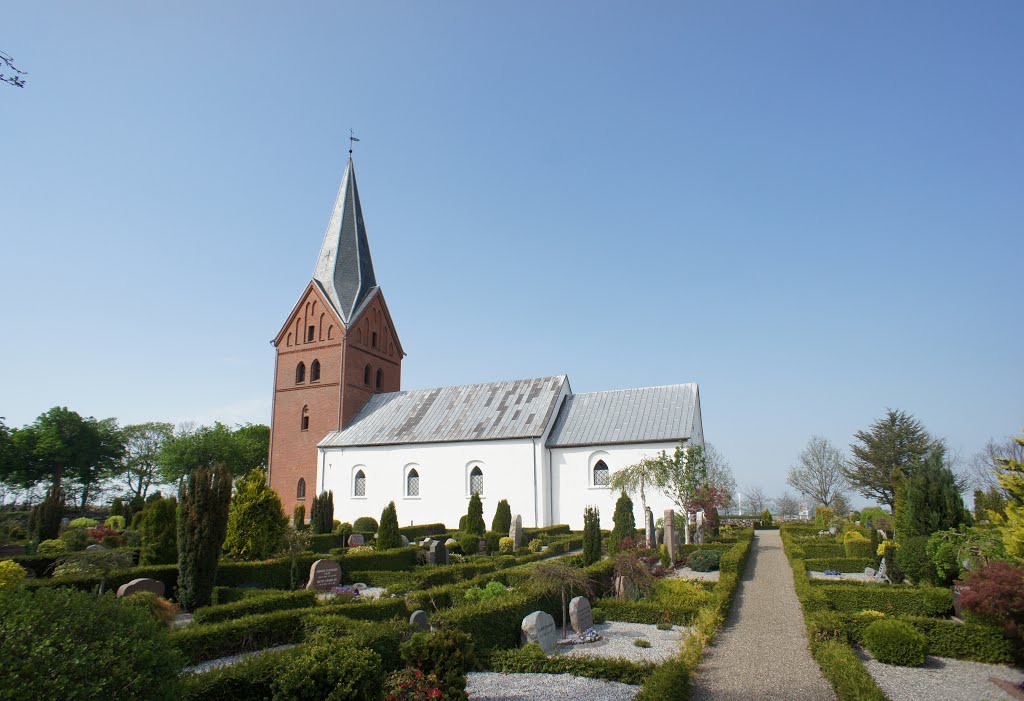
top-left (313, 158), bottom-right (378, 327)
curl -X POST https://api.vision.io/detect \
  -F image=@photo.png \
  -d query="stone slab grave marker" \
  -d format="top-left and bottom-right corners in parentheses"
top-left (116, 577), bottom-right (165, 598)
top-left (444, 538), bottom-right (458, 548)
top-left (569, 596), bottom-right (593, 634)
top-left (694, 510), bottom-right (705, 545)
top-left (664, 509), bottom-right (677, 566)
top-left (305, 559), bottom-right (342, 592)
top-left (410, 609), bottom-right (429, 631)
top-left (429, 539), bottom-right (448, 566)
top-left (0, 544), bottom-right (26, 558)
top-left (509, 514), bottom-right (523, 549)
top-left (645, 508), bottom-right (655, 548)
top-left (521, 610), bottom-right (558, 655)
top-left (477, 538), bottom-right (487, 555)
top-left (400, 535), bottom-right (410, 546)
top-left (347, 533), bottom-right (365, 547)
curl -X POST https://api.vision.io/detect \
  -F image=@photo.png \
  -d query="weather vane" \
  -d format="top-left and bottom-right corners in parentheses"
top-left (349, 129), bottom-right (360, 156)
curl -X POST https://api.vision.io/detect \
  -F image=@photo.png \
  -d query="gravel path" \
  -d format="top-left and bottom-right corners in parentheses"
top-left (669, 566), bottom-right (720, 582)
top-left (182, 644), bottom-right (297, 675)
top-left (858, 649), bottom-right (1024, 701)
top-left (557, 621), bottom-right (686, 664)
top-left (467, 672), bottom-right (638, 700)
top-left (690, 531), bottom-right (836, 701)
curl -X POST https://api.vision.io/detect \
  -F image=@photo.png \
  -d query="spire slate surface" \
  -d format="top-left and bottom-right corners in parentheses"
top-left (313, 158), bottom-right (378, 326)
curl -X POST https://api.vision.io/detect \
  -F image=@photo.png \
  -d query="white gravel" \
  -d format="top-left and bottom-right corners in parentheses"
top-left (669, 566), bottom-right (720, 582)
top-left (858, 649), bottom-right (1024, 701)
top-left (557, 621), bottom-right (686, 664)
top-left (808, 570), bottom-right (879, 583)
top-left (182, 644), bottom-right (297, 675)
top-left (467, 672), bottom-right (638, 700)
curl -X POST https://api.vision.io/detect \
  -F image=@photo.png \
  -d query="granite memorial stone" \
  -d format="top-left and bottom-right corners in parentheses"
top-left (510, 514), bottom-right (523, 549)
top-left (664, 510), bottom-right (677, 566)
top-left (306, 559), bottom-right (342, 592)
top-left (569, 596), bottom-right (593, 633)
top-left (429, 540), bottom-right (448, 566)
top-left (521, 610), bottom-right (558, 654)
top-left (347, 533), bottom-right (365, 547)
top-left (116, 577), bottom-right (166, 598)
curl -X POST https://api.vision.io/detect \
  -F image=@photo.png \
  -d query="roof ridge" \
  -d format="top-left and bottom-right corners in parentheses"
top-left (569, 381), bottom-right (697, 397)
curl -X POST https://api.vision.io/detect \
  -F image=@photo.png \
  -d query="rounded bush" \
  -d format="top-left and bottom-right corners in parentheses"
top-left (0, 587), bottom-right (184, 699)
top-left (354, 516), bottom-right (379, 533)
top-left (0, 560), bottom-right (27, 591)
top-left (59, 527), bottom-right (90, 551)
top-left (36, 538), bottom-right (67, 556)
top-left (687, 549), bottom-right (721, 572)
top-left (862, 619), bottom-right (927, 667)
top-left (105, 515), bottom-right (126, 530)
top-left (592, 607), bottom-right (607, 624)
top-left (272, 636), bottom-right (382, 701)
top-left (499, 536), bottom-right (514, 553)
top-left (528, 538), bottom-right (543, 553)
top-left (68, 517), bottom-right (99, 529)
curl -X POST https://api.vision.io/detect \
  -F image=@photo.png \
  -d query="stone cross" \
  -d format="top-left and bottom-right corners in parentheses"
top-left (116, 577), bottom-right (165, 598)
top-left (521, 610), bottom-right (558, 654)
top-left (663, 509), bottom-right (677, 566)
top-left (644, 508), bottom-right (655, 549)
top-left (305, 559), bottom-right (342, 591)
top-left (509, 514), bottom-right (523, 549)
top-left (429, 540), bottom-right (449, 566)
top-left (569, 596), bottom-right (593, 633)
top-left (409, 610), bottom-right (430, 631)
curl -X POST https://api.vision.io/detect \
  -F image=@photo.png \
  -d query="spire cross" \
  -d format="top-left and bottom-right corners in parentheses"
top-left (349, 129), bottom-right (360, 156)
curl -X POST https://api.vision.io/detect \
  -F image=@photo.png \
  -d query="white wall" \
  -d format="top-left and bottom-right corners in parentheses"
top-left (318, 437), bottom-right (546, 529)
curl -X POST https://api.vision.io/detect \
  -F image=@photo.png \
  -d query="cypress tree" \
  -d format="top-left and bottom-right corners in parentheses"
top-left (109, 497), bottom-right (124, 517)
top-left (176, 464), bottom-right (232, 610)
top-left (491, 499), bottom-right (512, 534)
top-left (310, 491), bottom-right (334, 534)
top-left (223, 468), bottom-right (287, 560)
top-left (377, 501), bottom-right (400, 550)
top-left (466, 494), bottom-right (485, 536)
top-left (31, 487), bottom-right (63, 541)
top-left (611, 492), bottom-right (635, 548)
top-left (293, 504), bottom-right (306, 530)
top-left (896, 448), bottom-right (970, 539)
top-left (583, 505), bottom-right (602, 565)
top-left (139, 496), bottom-right (178, 565)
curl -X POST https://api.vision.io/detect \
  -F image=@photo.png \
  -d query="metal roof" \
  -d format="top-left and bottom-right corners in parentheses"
top-left (312, 158), bottom-right (377, 327)
top-left (545, 383), bottom-right (698, 448)
top-left (320, 375), bottom-right (568, 448)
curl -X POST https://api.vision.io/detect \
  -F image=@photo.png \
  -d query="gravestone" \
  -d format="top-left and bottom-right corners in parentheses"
top-left (421, 537), bottom-right (432, 546)
top-left (400, 535), bottom-right (410, 546)
top-left (429, 540), bottom-right (448, 566)
top-left (305, 559), bottom-right (342, 592)
top-left (509, 514), bottom-right (523, 549)
top-left (352, 582), bottom-right (368, 591)
top-left (655, 528), bottom-right (663, 547)
top-left (116, 577), bottom-right (165, 598)
top-left (694, 511), bottom-right (705, 545)
top-left (663, 510), bottom-right (676, 566)
top-left (521, 610), bottom-right (558, 654)
top-left (347, 533), bottom-right (364, 547)
top-left (477, 538), bottom-right (487, 555)
top-left (444, 538), bottom-right (458, 548)
top-left (569, 596), bottom-right (593, 633)
top-left (410, 609), bottom-right (430, 631)
top-left (614, 575), bottom-right (639, 600)
top-left (644, 508), bottom-right (655, 548)
top-left (85, 544), bottom-right (107, 550)
top-left (0, 544), bottom-right (26, 558)
top-left (60, 517), bottom-right (70, 528)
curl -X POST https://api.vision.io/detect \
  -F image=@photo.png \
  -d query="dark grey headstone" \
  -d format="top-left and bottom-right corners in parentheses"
top-left (347, 533), bottom-right (365, 547)
top-left (305, 559), bottom-right (342, 592)
top-left (521, 610), bottom-right (558, 654)
top-left (569, 596), bottom-right (593, 633)
top-left (116, 577), bottom-right (165, 598)
top-left (477, 538), bottom-right (487, 555)
top-left (409, 609), bottom-right (429, 631)
top-left (428, 540), bottom-right (448, 566)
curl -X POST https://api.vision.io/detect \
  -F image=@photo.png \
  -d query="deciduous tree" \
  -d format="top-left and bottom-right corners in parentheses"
top-left (786, 436), bottom-right (848, 509)
top-left (119, 422), bottom-right (173, 500)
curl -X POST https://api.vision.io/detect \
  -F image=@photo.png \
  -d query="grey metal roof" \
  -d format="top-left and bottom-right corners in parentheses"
top-left (545, 383), bottom-right (698, 448)
top-left (313, 158), bottom-right (377, 327)
top-left (320, 375), bottom-right (569, 448)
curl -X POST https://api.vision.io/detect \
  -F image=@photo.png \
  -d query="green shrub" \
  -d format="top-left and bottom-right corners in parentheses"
top-left (105, 515), bottom-right (126, 530)
top-left (811, 639), bottom-right (888, 701)
top-left (59, 527), bottom-right (90, 551)
top-left (611, 492), bottom-right (635, 548)
top-left (310, 491), bottom-right (335, 535)
top-left (484, 531), bottom-right (501, 554)
top-left (432, 588), bottom-right (560, 651)
top-left (223, 468), bottom-right (288, 561)
top-left (894, 535), bottom-right (936, 585)
top-left (0, 587), bottom-right (184, 699)
top-left (271, 636), bottom-right (383, 701)
top-left (0, 560), bottom-right (28, 591)
top-left (177, 465), bottom-right (232, 610)
top-left (464, 580), bottom-right (508, 603)
top-left (191, 589), bottom-right (318, 625)
top-left (806, 610), bottom-right (848, 643)
top-left (458, 532), bottom-right (482, 556)
top-left (594, 598), bottom-right (701, 625)
top-left (36, 538), bottom-right (67, 556)
top-left (634, 657), bottom-right (688, 701)
top-left (843, 532), bottom-right (874, 559)
top-left (687, 549), bottom-right (721, 572)
top-left (634, 638), bottom-right (651, 648)
top-left (811, 581), bottom-right (952, 617)
top-left (400, 629), bottom-right (476, 701)
top-left (488, 644), bottom-right (653, 684)
top-left (377, 502), bottom-right (401, 550)
top-left (528, 538), bottom-right (542, 552)
top-left (592, 606), bottom-right (606, 624)
top-left (120, 591), bottom-right (179, 627)
top-left (466, 494), bottom-right (485, 537)
top-left (169, 608), bottom-right (310, 664)
top-left (354, 516), bottom-right (379, 533)
top-left (313, 597), bottom-right (409, 622)
top-left (583, 505), bottom-right (602, 565)
top-left (182, 645), bottom-right (295, 700)
top-left (499, 536), bottom-right (514, 553)
top-left (898, 615), bottom-right (1013, 664)
top-left (862, 619), bottom-right (927, 666)
top-left (491, 499), bottom-right (512, 534)
top-left (293, 504), bottom-right (306, 529)
top-left (308, 533), bottom-right (342, 553)
top-left (803, 557), bottom-right (875, 573)
top-left (68, 517), bottom-right (99, 529)
top-left (303, 617), bottom-right (406, 672)
top-left (398, 522), bottom-right (447, 540)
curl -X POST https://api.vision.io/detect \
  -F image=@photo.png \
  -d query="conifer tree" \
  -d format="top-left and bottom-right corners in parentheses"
top-left (176, 464), bottom-right (232, 610)
top-left (223, 468), bottom-right (288, 560)
top-left (109, 497), bottom-right (124, 517)
top-left (466, 493), bottom-right (485, 536)
top-left (992, 432), bottom-right (1024, 562)
top-left (583, 505), bottom-right (602, 565)
top-left (293, 504), bottom-right (305, 530)
top-left (377, 501), bottom-right (400, 550)
top-left (895, 447), bottom-right (970, 539)
top-left (310, 491), bottom-right (334, 534)
top-left (491, 498), bottom-right (512, 534)
top-left (30, 487), bottom-right (63, 541)
top-left (611, 492), bottom-right (635, 548)
top-left (139, 495), bottom-right (178, 565)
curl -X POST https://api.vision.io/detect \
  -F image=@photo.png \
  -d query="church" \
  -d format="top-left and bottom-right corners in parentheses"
top-left (267, 158), bottom-right (704, 529)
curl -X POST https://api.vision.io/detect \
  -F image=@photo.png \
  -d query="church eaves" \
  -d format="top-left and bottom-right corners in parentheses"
top-left (312, 158), bottom-right (377, 327)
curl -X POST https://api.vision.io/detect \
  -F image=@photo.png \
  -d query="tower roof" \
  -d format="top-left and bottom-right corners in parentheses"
top-left (313, 158), bottom-right (377, 326)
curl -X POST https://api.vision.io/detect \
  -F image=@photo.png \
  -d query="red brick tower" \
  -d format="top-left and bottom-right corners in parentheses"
top-left (268, 158), bottom-right (404, 517)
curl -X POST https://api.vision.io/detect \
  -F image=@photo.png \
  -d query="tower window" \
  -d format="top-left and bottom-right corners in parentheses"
top-left (375, 368), bottom-right (383, 390)
top-left (470, 466), bottom-right (484, 496)
top-left (407, 468), bottom-right (420, 497)
top-left (295, 362), bottom-right (306, 384)
top-left (310, 359), bottom-right (321, 382)
top-left (593, 460), bottom-right (610, 487)
top-left (354, 469), bottom-right (366, 497)
top-left (364, 365), bottom-right (371, 385)
top-left (301, 405), bottom-right (309, 431)
top-left (307, 325), bottom-right (315, 342)
top-left (371, 332), bottom-right (378, 348)
top-left (297, 478), bottom-right (306, 500)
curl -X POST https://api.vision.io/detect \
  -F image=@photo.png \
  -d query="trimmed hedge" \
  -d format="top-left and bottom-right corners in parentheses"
top-left (333, 546), bottom-right (418, 572)
top-left (593, 598), bottom-right (701, 625)
top-left (432, 588), bottom-right (561, 651)
top-left (182, 645), bottom-right (295, 700)
top-left (170, 609), bottom-right (309, 664)
top-left (796, 542), bottom-right (847, 559)
top-left (810, 580), bottom-right (953, 617)
top-left (307, 533), bottom-right (342, 553)
top-left (488, 644), bottom-right (654, 684)
top-left (191, 590), bottom-right (317, 625)
top-left (24, 563), bottom-right (178, 595)
top-left (843, 614), bottom-right (1013, 664)
top-left (804, 557), bottom-right (875, 574)
top-left (215, 557), bottom-right (320, 589)
top-left (523, 524), bottom-right (571, 537)
top-left (314, 597), bottom-right (409, 622)
top-left (811, 639), bottom-right (887, 701)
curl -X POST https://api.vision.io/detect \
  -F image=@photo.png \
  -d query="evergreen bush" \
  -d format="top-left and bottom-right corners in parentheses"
top-left (293, 504), bottom-right (306, 529)
top-left (36, 538), bottom-right (67, 556)
top-left (59, 527), bottom-right (89, 551)
top-left (894, 535), bottom-right (936, 585)
top-left (69, 517), bottom-right (99, 529)
top-left (583, 505), bottom-right (602, 566)
top-left (140, 496), bottom-right (178, 566)
top-left (31, 487), bottom-right (63, 541)
top-left (466, 494), bottom-right (485, 536)
top-left (399, 629), bottom-right (476, 701)
top-left (223, 468), bottom-right (288, 560)
top-left (177, 465), bottom-right (232, 610)
top-left (310, 491), bottom-right (335, 535)
top-left (491, 499), bottom-right (512, 534)
top-left (109, 497), bottom-right (124, 517)
top-left (271, 636), bottom-right (383, 701)
top-left (354, 516), bottom-right (379, 533)
top-left (377, 501), bottom-right (401, 550)
top-left (634, 657), bottom-right (688, 700)
top-left (862, 619), bottom-right (927, 666)
top-left (687, 549), bottom-right (722, 572)
top-left (499, 536), bottom-right (514, 552)
top-left (611, 493), bottom-right (635, 549)
top-left (105, 515), bottom-right (126, 530)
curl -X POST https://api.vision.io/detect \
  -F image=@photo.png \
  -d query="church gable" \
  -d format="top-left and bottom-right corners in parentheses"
top-left (347, 290), bottom-right (404, 360)
top-left (273, 283), bottom-right (343, 349)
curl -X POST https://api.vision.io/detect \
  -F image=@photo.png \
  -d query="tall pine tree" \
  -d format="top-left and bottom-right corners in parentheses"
top-left (895, 447), bottom-right (970, 538)
top-left (177, 464), bottom-right (232, 610)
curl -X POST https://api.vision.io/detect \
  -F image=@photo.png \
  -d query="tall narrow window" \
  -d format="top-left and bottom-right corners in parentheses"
top-left (354, 469), bottom-right (366, 497)
top-left (371, 331), bottom-right (378, 348)
top-left (295, 362), bottom-right (305, 384)
top-left (470, 466), bottom-right (484, 496)
top-left (301, 405), bottom-right (309, 431)
top-left (407, 468), bottom-right (420, 497)
top-left (307, 325), bottom-right (315, 342)
top-left (593, 460), bottom-right (610, 486)
top-left (310, 359), bottom-right (321, 382)
top-left (375, 368), bottom-right (383, 390)
top-left (364, 365), bottom-right (371, 385)
top-left (297, 478), bottom-right (306, 499)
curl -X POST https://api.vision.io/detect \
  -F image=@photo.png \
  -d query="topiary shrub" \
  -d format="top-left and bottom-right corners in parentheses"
top-left (354, 516), bottom-right (379, 533)
top-left (499, 536), bottom-right (514, 553)
top-left (862, 619), bottom-right (927, 667)
top-left (36, 538), bottom-right (67, 556)
top-left (491, 499), bottom-right (512, 534)
top-left (611, 493), bottom-right (635, 550)
top-left (459, 515), bottom-right (468, 531)
top-left (0, 560), bottom-right (27, 591)
top-left (69, 517), bottom-right (99, 529)
top-left (334, 521), bottom-right (353, 544)
top-left (0, 587), bottom-right (184, 698)
top-left (399, 629), bottom-right (476, 701)
top-left (687, 549), bottom-right (721, 572)
top-left (104, 515), bottom-right (126, 530)
top-left (466, 494), bottom-right (485, 537)
top-left (110, 497), bottom-right (124, 517)
top-left (271, 636), bottom-right (383, 701)
top-left (377, 502), bottom-right (401, 551)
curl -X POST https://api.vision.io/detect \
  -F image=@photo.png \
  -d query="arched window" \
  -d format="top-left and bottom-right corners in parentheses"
top-left (296, 478), bottom-right (306, 500)
top-left (364, 365), bottom-right (371, 385)
top-left (310, 359), bottom-right (321, 382)
top-left (407, 468), bottom-right (420, 497)
top-left (354, 469), bottom-right (366, 497)
top-left (375, 368), bottom-right (383, 390)
top-left (593, 460), bottom-right (610, 487)
top-left (301, 405), bottom-right (309, 431)
top-left (470, 466), bottom-right (484, 496)
top-left (372, 331), bottom-right (378, 348)
top-left (295, 362), bottom-right (306, 384)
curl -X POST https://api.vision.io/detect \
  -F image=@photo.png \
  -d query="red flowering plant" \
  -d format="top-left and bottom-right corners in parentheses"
top-left (383, 668), bottom-right (444, 701)
top-left (87, 525), bottom-right (119, 542)
top-left (958, 560), bottom-right (1024, 642)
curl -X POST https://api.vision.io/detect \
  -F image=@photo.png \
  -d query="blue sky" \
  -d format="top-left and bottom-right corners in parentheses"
top-left (2, 2), bottom-right (1022, 504)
